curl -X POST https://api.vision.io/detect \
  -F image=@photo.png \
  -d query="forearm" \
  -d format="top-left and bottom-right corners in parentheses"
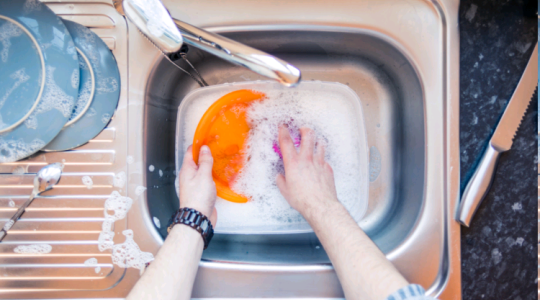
top-left (304, 201), bottom-right (409, 300)
top-left (126, 225), bottom-right (204, 300)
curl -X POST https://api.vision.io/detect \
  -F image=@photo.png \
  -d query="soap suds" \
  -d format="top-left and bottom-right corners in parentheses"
top-left (14, 244), bottom-right (52, 254)
top-left (135, 185), bottom-right (147, 196)
top-left (0, 137), bottom-right (45, 163)
top-left (180, 85), bottom-right (368, 231)
top-left (0, 69), bottom-right (30, 113)
top-left (24, 66), bottom-right (74, 129)
top-left (84, 257), bottom-right (100, 273)
top-left (12, 166), bottom-right (25, 175)
top-left (82, 175), bottom-right (93, 189)
top-left (98, 191), bottom-right (153, 270)
top-left (153, 217), bottom-right (161, 228)
top-left (101, 113), bottom-right (111, 124)
top-left (159, 169), bottom-right (163, 177)
top-left (126, 155), bottom-right (134, 164)
top-left (0, 21), bottom-right (23, 63)
top-left (70, 68), bottom-right (80, 89)
top-left (3, 220), bottom-right (14, 231)
top-left (8, 200), bottom-right (15, 207)
top-left (113, 171), bottom-right (126, 188)
top-left (148, 165), bottom-right (154, 172)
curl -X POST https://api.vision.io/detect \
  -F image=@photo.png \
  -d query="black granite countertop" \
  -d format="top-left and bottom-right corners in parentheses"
top-left (458, 1), bottom-right (537, 299)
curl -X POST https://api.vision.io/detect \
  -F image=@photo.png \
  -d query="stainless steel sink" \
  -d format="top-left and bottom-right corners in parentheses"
top-left (136, 0), bottom-right (462, 297)
top-left (146, 29), bottom-right (425, 261)
top-left (0, 0), bottom-right (461, 298)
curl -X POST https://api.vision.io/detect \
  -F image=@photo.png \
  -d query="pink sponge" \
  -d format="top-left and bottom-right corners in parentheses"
top-left (272, 128), bottom-right (301, 158)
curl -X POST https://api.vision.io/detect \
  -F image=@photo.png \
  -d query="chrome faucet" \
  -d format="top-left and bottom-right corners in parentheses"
top-left (121, 0), bottom-right (301, 87)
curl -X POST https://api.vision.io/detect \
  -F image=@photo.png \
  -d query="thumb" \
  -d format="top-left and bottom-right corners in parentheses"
top-left (197, 145), bottom-right (214, 178)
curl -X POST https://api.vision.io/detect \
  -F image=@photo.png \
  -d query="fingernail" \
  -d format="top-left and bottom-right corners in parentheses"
top-left (201, 145), bottom-right (210, 154)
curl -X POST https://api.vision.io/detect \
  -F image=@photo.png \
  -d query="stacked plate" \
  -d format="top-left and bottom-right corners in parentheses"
top-left (0, 0), bottom-right (120, 163)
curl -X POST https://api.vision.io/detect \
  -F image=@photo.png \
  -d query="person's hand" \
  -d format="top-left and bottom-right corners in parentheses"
top-left (178, 145), bottom-right (218, 225)
top-left (276, 126), bottom-right (340, 221)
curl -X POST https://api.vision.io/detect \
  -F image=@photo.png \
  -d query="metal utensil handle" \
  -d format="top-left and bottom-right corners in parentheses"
top-left (0, 191), bottom-right (37, 242)
top-left (173, 19), bottom-right (301, 87)
top-left (456, 145), bottom-right (501, 227)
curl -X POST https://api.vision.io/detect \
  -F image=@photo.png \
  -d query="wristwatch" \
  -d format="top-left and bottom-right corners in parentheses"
top-left (168, 207), bottom-right (214, 249)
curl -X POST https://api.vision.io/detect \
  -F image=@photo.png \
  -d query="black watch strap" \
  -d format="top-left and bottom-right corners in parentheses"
top-left (168, 207), bottom-right (214, 249)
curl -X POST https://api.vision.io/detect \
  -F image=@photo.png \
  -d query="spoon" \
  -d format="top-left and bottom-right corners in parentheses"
top-left (0, 163), bottom-right (63, 242)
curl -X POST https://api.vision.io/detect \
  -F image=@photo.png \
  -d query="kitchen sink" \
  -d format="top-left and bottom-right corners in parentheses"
top-left (145, 29), bottom-right (425, 262)
top-left (0, 0), bottom-right (461, 299)
top-left (135, 0), bottom-right (461, 296)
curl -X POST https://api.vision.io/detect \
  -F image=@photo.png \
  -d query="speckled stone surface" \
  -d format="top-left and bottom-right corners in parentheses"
top-left (459, 0), bottom-right (537, 299)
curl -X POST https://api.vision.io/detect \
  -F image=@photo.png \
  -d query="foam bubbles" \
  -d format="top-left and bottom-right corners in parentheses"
top-left (14, 244), bottom-right (52, 254)
top-left (70, 68), bottom-right (80, 89)
top-left (0, 137), bottom-right (45, 163)
top-left (98, 191), bottom-right (132, 252)
top-left (153, 216), bottom-right (161, 228)
top-left (0, 21), bottom-right (23, 63)
top-left (158, 169), bottom-right (163, 177)
top-left (96, 77), bottom-right (118, 94)
top-left (25, 66), bottom-right (74, 129)
top-left (101, 113), bottom-right (111, 124)
top-left (111, 230), bottom-right (154, 271)
top-left (84, 257), bottom-right (100, 273)
top-left (113, 171), bottom-right (126, 188)
top-left (181, 85), bottom-right (367, 231)
top-left (148, 165), bottom-right (154, 172)
top-left (135, 185), bottom-right (146, 196)
top-left (82, 175), bottom-right (93, 189)
top-left (0, 69), bottom-right (30, 112)
top-left (8, 200), bottom-right (15, 207)
top-left (126, 155), bottom-right (134, 164)
top-left (12, 166), bottom-right (25, 175)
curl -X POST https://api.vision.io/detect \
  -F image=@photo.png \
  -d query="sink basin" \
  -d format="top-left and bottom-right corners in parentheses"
top-left (146, 29), bottom-right (424, 262)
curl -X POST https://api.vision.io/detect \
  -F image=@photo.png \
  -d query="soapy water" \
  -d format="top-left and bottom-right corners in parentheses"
top-left (0, 68), bottom-right (30, 112)
top-left (113, 171), bottom-right (126, 188)
top-left (0, 137), bottom-right (45, 163)
top-left (82, 175), bottom-right (93, 189)
top-left (70, 68), bottom-right (79, 89)
top-left (14, 244), bottom-right (52, 254)
top-left (135, 185), bottom-right (146, 196)
top-left (182, 87), bottom-right (366, 230)
top-left (84, 257), bottom-right (100, 273)
top-left (153, 216), bottom-right (161, 228)
top-left (98, 191), bottom-right (154, 270)
top-left (101, 113), bottom-right (111, 124)
top-left (25, 66), bottom-right (74, 129)
top-left (0, 21), bottom-right (23, 63)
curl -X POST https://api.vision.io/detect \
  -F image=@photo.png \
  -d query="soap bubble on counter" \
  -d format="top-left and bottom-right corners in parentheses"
top-left (8, 200), bottom-right (15, 207)
top-left (104, 191), bottom-right (132, 220)
top-left (84, 257), bottom-right (100, 274)
top-left (14, 244), bottom-right (52, 254)
top-left (126, 155), bottom-right (134, 164)
top-left (135, 185), bottom-right (147, 196)
top-left (12, 166), bottom-right (25, 175)
top-left (82, 175), bottom-right (93, 189)
top-left (111, 230), bottom-right (154, 271)
top-left (113, 171), bottom-right (126, 188)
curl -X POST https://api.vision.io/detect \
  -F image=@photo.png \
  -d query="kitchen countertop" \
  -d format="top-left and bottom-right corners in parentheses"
top-left (458, 0), bottom-right (537, 299)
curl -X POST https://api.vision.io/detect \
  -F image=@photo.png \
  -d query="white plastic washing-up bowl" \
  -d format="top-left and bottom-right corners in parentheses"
top-left (175, 81), bottom-right (369, 234)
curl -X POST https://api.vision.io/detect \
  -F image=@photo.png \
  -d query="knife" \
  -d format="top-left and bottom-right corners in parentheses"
top-left (456, 43), bottom-right (538, 227)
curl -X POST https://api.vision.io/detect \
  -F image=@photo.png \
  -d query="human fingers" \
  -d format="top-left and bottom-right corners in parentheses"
top-left (196, 145), bottom-right (214, 178)
top-left (299, 127), bottom-right (315, 160)
top-left (276, 173), bottom-right (289, 199)
top-left (315, 140), bottom-right (325, 165)
top-left (278, 125), bottom-right (297, 165)
top-left (180, 145), bottom-right (198, 179)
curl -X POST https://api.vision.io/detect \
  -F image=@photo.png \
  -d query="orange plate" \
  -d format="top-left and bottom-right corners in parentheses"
top-left (192, 89), bottom-right (265, 203)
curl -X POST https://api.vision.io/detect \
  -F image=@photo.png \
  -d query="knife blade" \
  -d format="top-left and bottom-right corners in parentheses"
top-left (457, 43), bottom-right (538, 227)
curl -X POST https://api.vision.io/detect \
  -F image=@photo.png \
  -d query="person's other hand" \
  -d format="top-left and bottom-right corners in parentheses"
top-left (276, 126), bottom-right (339, 220)
top-left (178, 145), bottom-right (218, 225)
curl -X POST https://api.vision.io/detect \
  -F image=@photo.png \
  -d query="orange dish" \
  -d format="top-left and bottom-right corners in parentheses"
top-left (192, 89), bottom-right (266, 203)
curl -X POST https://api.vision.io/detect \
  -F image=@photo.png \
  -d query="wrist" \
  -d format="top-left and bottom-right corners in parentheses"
top-left (303, 197), bottom-right (343, 224)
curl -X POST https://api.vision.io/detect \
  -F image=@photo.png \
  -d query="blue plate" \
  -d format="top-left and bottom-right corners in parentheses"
top-left (0, 0), bottom-right (78, 162)
top-left (44, 20), bottom-right (121, 151)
